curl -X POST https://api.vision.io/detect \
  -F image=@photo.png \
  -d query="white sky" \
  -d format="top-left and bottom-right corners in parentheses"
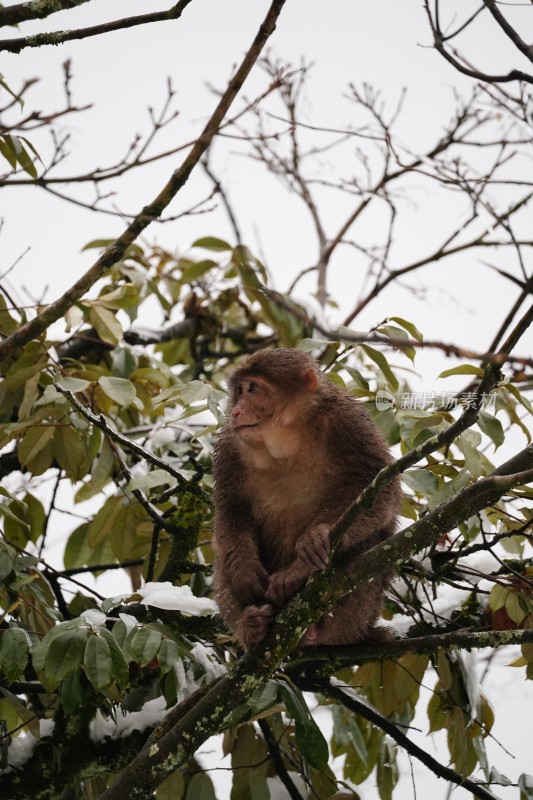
top-left (1, 2), bottom-right (533, 798)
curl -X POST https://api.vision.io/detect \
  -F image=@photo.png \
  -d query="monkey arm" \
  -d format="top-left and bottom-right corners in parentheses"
top-left (265, 523), bottom-right (330, 606)
top-left (265, 475), bottom-right (400, 607)
top-left (213, 511), bottom-right (275, 649)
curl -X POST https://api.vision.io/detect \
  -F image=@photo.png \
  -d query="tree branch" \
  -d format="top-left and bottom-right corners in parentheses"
top-left (91, 449), bottom-right (533, 798)
top-left (424, 0), bottom-right (533, 85)
top-left (286, 628), bottom-right (533, 676)
top-left (0, 0), bottom-right (91, 27)
top-left (313, 679), bottom-right (501, 800)
top-left (54, 385), bottom-right (209, 501)
top-left (257, 718), bottom-right (305, 800)
top-left (0, 1), bottom-right (194, 54)
top-left (0, 0), bottom-right (287, 361)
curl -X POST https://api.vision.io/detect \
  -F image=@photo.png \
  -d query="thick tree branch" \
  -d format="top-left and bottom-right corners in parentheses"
top-left (0, 1), bottom-right (194, 53)
top-left (293, 461), bottom-right (533, 636)
top-left (314, 679), bottom-right (501, 800)
top-left (0, 0), bottom-right (91, 27)
top-left (91, 452), bottom-right (533, 798)
top-left (324, 303), bottom-right (533, 555)
top-left (286, 629), bottom-right (533, 676)
top-left (0, 0), bottom-right (286, 361)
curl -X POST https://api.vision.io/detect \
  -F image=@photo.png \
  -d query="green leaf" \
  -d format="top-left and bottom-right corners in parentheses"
top-left (390, 316), bottom-right (423, 342)
top-left (506, 383), bottom-right (533, 415)
top-left (18, 425), bottom-right (55, 475)
top-left (90, 305), bottom-right (123, 345)
top-left (81, 239), bottom-right (115, 251)
top-left (45, 627), bottom-right (88, 683)
top-left (94, 284), bottom-right (139, 309)
top-left (277, 679), bottom-right (329, 771)
top-left (0, 627), bottom-right (30, 681)
top-left (99, 628), bottom-right (130, 688)
top-left (377, 738), bottom-right (398, 800)
top-left (154, 380), bottom-right (212, 408)
top-left (478, 411), bottom-right (505, 448)
top-left (87, 496), bottom-right (125, 546)
top-left (402, 468), bottom-right (439, 495)
top-left (181, 259), bottom-right (217, 282)
top-left (0, 134), bottom-right (39, 178)
top-left (191, 236), bottom-right (232, 252)
top-left (0, 493), bottom-right (29, 529)
top-left (130, 627), bottom-right (162, 667)
top-left (84, 634), bottom-right (113, 691)
top-left (347, 715), bottom-right (369, 764)
top-left (506, 591), bottom-right (526, 625)
top-left (247, 680), bottom-right (279, 715)
top-left (361, 345), bottom-right (399, 392)
top-left (157, 639), bottom-right (179, 675)
top-left (410, 413), bottom-right (446, 444)
top-left (185, 773), bottom-right (216, 800)
top-left (297, 337), bottom-right (338, 352)
top-left (54, 425), bottom-right (86, 481)
top-left (438, 364), bottom-right (484, 379)
top-left (156, 771), bottom-right (185, 800)
top-left (98, 376), bottom-right (137, 406)
top-left (377, 325), bottom-right (416, 362)
top-left (0, 540), bottom-right (16, 581)
top-left (60, 668), bottom-right (83, 715)
top-left (75, 439), bottom-right (114, 502)
top-left (2, 343), bottom-right (48, 390)
top-left (489, 584), bottom-right (508, 612)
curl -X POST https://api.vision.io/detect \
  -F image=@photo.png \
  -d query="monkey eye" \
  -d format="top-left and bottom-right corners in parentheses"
top-left (247, 381), bottom-right (258, 393)
top-left (235, 385), bottom-right (244, 397)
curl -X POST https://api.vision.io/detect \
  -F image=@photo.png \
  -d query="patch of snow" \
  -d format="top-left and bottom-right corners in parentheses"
top-left (119, 612), bottom-right (139, 633)
top-left (138, 582), bottom-right (218, 616)
top-left (81, 609), bottom-right (107, 627)
top-left (90, 696), bottom-right (167, 741)
top-left (3, 719), bottom-right (54, 773)
top-left (190, 643), bottom-right (226, 681)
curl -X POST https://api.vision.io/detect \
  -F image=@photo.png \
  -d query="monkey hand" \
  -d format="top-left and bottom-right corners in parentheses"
top-left (235, 604), bottom-right (275, 650)
top-left (236, 563), bottom-right (270, 606)
top-left (265, 568), bottom-right (306, 607)
top-left (295, 523), bottom-right (330, 573)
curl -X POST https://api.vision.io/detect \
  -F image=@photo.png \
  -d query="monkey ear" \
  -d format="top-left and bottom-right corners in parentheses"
top-left (302, 368), bottom-right (318, 392)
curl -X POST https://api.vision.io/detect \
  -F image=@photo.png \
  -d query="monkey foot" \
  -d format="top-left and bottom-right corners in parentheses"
top-left (236, 603), bottom-right (275, 649)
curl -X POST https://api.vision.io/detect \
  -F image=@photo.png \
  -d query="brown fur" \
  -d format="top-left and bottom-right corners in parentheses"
top-left (212, 348), bottom-right (401, 649)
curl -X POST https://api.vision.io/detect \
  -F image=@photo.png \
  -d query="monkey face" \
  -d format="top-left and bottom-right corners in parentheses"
top-left (229, 373), bottom-right (317, 459)
top-left (230, 378), bottom-right (274, 440)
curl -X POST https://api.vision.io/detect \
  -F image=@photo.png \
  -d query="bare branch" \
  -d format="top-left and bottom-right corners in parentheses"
top-left (0, 1), bottom-right (195, 54)
top-left (0, 0), bottom-right (92, 27)
top-left (0, 0), bottom-right (287, 361)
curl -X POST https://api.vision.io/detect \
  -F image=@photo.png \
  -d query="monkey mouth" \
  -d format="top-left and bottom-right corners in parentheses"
top-left (233, 423), bottom-right (261, 432)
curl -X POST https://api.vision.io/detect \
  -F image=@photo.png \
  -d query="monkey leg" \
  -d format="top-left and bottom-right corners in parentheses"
top-left (266, 524), bottom-right (331, 607)
top-left (295, 523), bottom-right (330, 571)
top-left (235, 603), bottom-right (275, 650)
top-left (300, 577), bottom-right (390, 646)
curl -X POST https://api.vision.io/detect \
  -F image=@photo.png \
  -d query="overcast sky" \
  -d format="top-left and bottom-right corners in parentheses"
top-left (2, 3), bottom-right (532, 798)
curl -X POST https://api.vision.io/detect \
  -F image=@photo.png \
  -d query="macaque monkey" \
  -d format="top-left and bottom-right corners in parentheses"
top-left (212, 349), bottom-right (401, 649)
